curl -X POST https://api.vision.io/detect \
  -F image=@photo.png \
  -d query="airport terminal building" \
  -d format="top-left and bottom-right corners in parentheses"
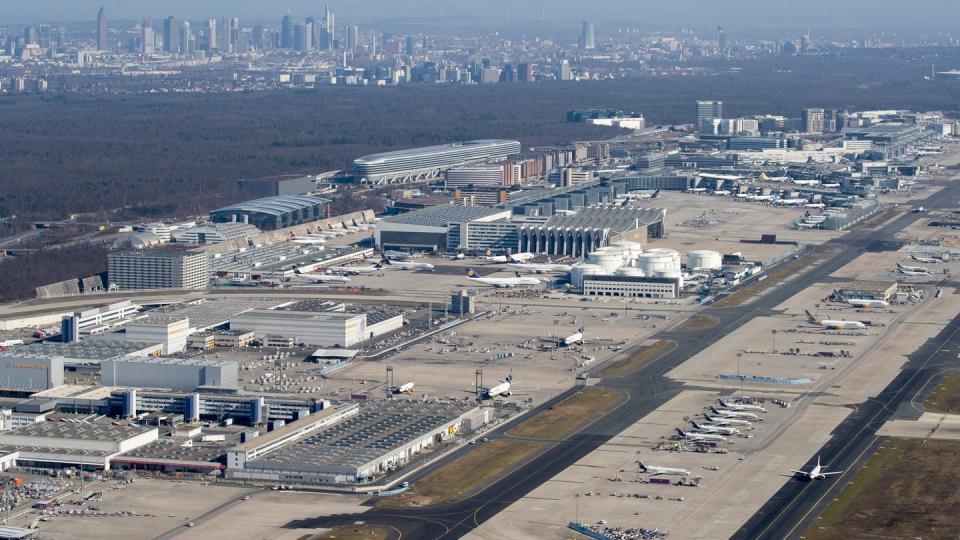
top-left (353, 140), bottom-right (521, 184)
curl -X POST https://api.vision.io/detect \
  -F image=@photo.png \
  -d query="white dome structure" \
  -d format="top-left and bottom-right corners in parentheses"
top-left (636, 249), bottom-right (681, 278)
top-left (687, 250), bottom-right (722, 270)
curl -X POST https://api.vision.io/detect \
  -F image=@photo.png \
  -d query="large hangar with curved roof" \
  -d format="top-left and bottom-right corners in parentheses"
top-left (209, 195), bottom-right (331, 231)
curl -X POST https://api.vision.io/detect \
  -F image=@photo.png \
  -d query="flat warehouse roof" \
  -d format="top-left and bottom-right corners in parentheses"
top-left (383, 205), bottom-right (508, 227)
top-left (211, 195), bottom-right (330, 217)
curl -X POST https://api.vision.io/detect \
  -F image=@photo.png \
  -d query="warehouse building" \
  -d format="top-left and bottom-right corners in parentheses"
top-left (124, 317), bottom-right (191, 354)
top-left (108, 249), bottom-right (209, 290)
top-left (230, 310), bottom-right (367, 347)
top-left (238, 174), bottom-right (317, 198)
top-left (0, 354), bottom-right (64, 393)
top-left (376, 205), bottom-right (511, 253)
top-left (226, 400), bottom-right (478, 484)
top-left (101, 357), bottom-right (239, 392)
top-left (0, 422), bottom-right (158, 471)
top-left (209, 195), bottom-right (331, 231)
top-left (840, 280), bottom-right (899, 302)
top-left (60, 300), bottom-right (141, 342)
top-left (353, 139), bottom-right (521, 184)
top-left (518, 207), bottom-right (666, 257)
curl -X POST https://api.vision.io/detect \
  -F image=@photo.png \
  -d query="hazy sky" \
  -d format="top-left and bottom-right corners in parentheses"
top-left (4, 0), bottom-right (957, 32)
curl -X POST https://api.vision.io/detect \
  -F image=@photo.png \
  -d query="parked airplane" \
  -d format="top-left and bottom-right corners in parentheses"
top-left (708, 406), bottom-right (761, 421)
top-left (846, 298), bottom-right (889, 308)
top-left (484, 252), bottom-right (535, 263)
top-left (790, 455), bottom-right (843, 480)
top-left (804, 310), bottom-right (867, 330)
top-left (911, 255), bottom-right (940, 264)
top-left (689, 421), bottom-right (740, 436)
top-left (293, 268), bottom-right (350, 283)
top-left (703, 413), bottom-right (752, 426)
top-left (291, 236), bottom-right (327, 245)
top-left (382, 250), bottom-right (413, 260)
top-left (637, 462), bottom-right (691, 476)
top-left (675, 428), bottom-right (727, 442)
top-left (804, 203), bottom-right (827, 209)
top-left (561, 328), bottom-right (584, 347)
top-left (717, 399), bottom-right (767, 413)
top-left (791, 179), bottom-right (820, 186)
top-left (393, 382), bottom-right (415, 394)
top-left (465, 268), bottom-right (541, 288)
top-left (896, 263), bottom-right (930, 276)
top-left (774, 198), bottom-right (808, 207)
top-left (483, 372), bottom-right (513, 399)
top-left (381, 256), bottom-right (435, 271)
top-left (506, 255), bottom-right (573, 273)
top-left (821, 182), bottom-right (841, 189)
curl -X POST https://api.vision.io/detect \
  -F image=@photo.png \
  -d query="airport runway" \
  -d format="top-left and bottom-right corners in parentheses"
top-left (284, 183), bottom-right (960, 538)
top-left (733, 309), bottom-right (960, 540)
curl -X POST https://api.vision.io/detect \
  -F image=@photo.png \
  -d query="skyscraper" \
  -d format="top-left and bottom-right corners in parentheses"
top-left (97, 6), bottom-right (109, 51)
top-left (696, 100), bottom-right (723, 133)
top-left (141, 19), bottom-right (154, 55)
top-left (325, 5), bottom-right (335, 49)
top-left (180, 20), bottom-right (192, 55)
top-left (38, 24), bottom-right (52, 49)
top-left (206, 18), bottom-right (217, 51)
top-left (280, 15), bottom-right (293, 49)
top-left (346, 25), bottom-right (359, 53)
top-left (801, 108), bottom-right (825, 133)
top-left (580, 21), bottom-right (595, 52)
top-left (405, 35), bottom-right (416, 56)
top-left (717, 26), bottom-right (727, 50)
top-left (163, 16), bottom-right (179, 53)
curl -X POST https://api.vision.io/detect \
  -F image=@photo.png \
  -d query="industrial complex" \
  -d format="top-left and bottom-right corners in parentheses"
top-left (0, 102), bottom-right (957, 540)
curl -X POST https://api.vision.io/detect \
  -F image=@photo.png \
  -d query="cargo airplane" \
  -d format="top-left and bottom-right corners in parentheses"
top-left (689, 421), bottom-right (740, 436)
top-left (708, 406), bottom-right (761, 421)
top-left (703, 413), bottom-right (751, 426)
top-left (293, 268), bottom-right (350, 283)
top-left (805, 310), bottom-right (867, 330)
top-left (675, 428), bottom-right (727, 442)
top-left (717, 399), bottom-right (767, 413)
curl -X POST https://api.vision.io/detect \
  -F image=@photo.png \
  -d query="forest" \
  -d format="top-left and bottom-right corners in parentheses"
top-left (1, 49), bottom-right (959, 221)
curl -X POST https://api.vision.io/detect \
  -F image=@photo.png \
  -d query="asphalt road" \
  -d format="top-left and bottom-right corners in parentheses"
top-left (281, 182), bottom-right (960, 539)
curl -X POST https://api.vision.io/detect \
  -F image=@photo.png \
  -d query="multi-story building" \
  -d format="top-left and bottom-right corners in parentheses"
top-left (97, 7), bottom-right (109, 51)
top-left (108, 249), bottom-right (209, 290)
top-left (580, 20), bottom-right (596, 51)
top-left (445, 166), bottom-right (505, 189)
top-left (802, 108), bottom-right (825, 133)
top-left (163, 16), bottom-right (179, 53)
top-left (697, 100), bottom-right (723, 133)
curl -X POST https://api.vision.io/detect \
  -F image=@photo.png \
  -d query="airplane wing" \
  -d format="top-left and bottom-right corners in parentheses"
top-left (789, 469), bottom-right (807, 475)
top-left (821, 471), bottom-right (843, 476)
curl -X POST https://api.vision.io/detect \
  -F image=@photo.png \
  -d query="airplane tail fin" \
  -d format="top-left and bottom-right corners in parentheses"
top-left (466, 268), bottom-right (477, 279)
top-left (515, 271), bottom-right (523, 278)
top-left (506, 254), bottom-right (515, 263)
top-left (817, 455), bottom-right (821, 467)
top-left (637, 462), bottom-right (647, 472)
top-left (506, 370), bottom-right (513, 383)
top-left (690, 421), bottom-right (702, 429)
top-left (381, 255), bottom-right (391, 265)
top-left (804, 310), bottom-right (817, 322)
top-left (374, 262), bottom-right (383, 269)
top-left (294, 268), bottom-right (303, 275)
top-left (709, 406), bottom-right (721, 415)
top-left (703, 413), bottom-right (715, 422)
top-left (675, 428), bottom-right (686, 437)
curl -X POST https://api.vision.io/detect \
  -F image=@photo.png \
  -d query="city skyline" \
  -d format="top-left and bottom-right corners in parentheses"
top-left (3, 1), bottom-right (959, 31)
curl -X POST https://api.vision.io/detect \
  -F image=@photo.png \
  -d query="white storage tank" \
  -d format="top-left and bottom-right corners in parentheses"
top-left (687, 250), bottom-right (723, 270)
top-left (587, 250), bottom-right (624, 273)
top-left (637, 249), bottom-right (681, 277)
top-left (609, 241), bottom-right (644, 259)
top-left (614, 267), bottom-right (645, 277)
top-left (570, 263), bottom-right (607, 290)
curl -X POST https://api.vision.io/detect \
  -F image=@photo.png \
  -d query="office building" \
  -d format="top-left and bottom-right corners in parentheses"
top-left (281, 15), bottom-right (293, 49)
top-left (445, 166), bottom-right (504, 189)
top-left (405, 35), bottom-right (416, 55)
top-left (141, 20), bottom-right (154, 55)
top-left (101, 357), bottom-right (238, 391)
top-left (353, 140), bottom-right (521, 184)
top-left (697, 100), bottom-right (723, 133)
top-left (293, 23), bottom-right (311, 51)
top-left (238, 174), bottom-right (316, 198)
top-left (558, 167), bottom-right (594, 187)
top-left (209, 195), bottom-right (330, 230)
top-left (802, 108), bottom-right (826, 133)
top-left (325, 5), bottom-right (335, 48)
top-left (180, 20), bottom-right (192, 54)
top-left (97, 6), bottom-right (109, 51)
top-left (108, 249), bottom-right (209, 290)
top-left (346, 25), bottom-right (359, 52)
top-left (580, 20), bottom-right (596, 51)
top-left (163, 16), bottom-right (179, 53)
top-left (206, 18), bottom-right (217, 51)
top-left (124, 317), bottom-right (191, 354)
